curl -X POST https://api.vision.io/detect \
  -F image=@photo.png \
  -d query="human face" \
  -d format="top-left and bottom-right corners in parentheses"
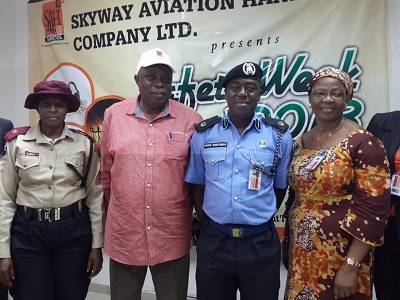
top-left (309, 77), bottom-right (347, 123)
top-left (134, 64), bottom-right (173, 113)
top-left (37, 96), bottom-right (68, 130)
top-left (225, 78), bottom-right (261, 121)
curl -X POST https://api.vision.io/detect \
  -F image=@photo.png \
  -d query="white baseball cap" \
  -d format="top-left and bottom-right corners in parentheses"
top-left (136, 48), bottom-right (176, 74)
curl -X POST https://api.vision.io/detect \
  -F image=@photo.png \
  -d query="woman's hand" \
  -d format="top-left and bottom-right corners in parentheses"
top-left (0, 257), bottom-right (15, 287)
top-left (87, 248), bottom-right (103, 279)
top-left (334, 263), bottom-right (358, 298)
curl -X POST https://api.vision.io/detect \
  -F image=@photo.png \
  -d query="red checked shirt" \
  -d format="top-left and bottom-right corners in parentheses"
top-left (101, 97), bottom-right (202, 266)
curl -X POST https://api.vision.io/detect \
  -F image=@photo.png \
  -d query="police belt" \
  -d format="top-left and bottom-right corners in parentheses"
top-left (209, 219), bottom-right (272, 238)
top-left (16, 199), bottom-right (85, 222)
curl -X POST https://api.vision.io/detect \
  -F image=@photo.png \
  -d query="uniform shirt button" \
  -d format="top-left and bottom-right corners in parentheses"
top-left (211, 159), bottom-right (215, 163)
top-left (234, 196), bottom-right (238, 202)
top-left (235, 170), bottom-right (239, 174)
top-left (48, 185), bottom-right (53, 190)
top-left (149, 124), bottom-right (153, 127)
top-left (24, 164), bottom-right (27, 167)
top-left (147, 226), bottom-right (151, 230)
top-left (49, 165), bottom-right (53, 169)
top-left (149, 142), bottom-right (153, 147)
top-left (147, 183), bottom-right (151, 188)
top-left (146, 205), bottom-right (150, 209)
top-left (50, 147), bottom-right (54, 151)
top-left (147, 163), bottom-right (152, 167)
top-left (236, 145), bottom-right (240, 149)
top-left (75, 161), bottom-right (78, 165)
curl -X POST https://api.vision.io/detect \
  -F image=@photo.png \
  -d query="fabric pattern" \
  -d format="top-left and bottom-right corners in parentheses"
top-left (284, 130), bottom-right (391, 300)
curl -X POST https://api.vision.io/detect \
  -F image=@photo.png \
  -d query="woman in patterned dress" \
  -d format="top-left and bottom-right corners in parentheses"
top-left (284, 67), bottom-right (391, 300)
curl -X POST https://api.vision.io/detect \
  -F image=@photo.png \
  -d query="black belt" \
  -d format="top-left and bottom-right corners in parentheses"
top-left (209, 219), bottom-right (272, 238)
top-left (17, 200), bottom-right (84, 222)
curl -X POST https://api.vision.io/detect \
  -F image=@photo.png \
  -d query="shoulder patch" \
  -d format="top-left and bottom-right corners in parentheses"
top-left (4, 126), bottom-right (31, 142)
top-left (263, 117), bottom-right (289, 132)
top-left (195, 116), bottom-right (221, 132)
top-left (70, 128), bottom-right (96, 143)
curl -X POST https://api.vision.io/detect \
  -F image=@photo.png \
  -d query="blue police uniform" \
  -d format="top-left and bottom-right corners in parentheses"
top-left (185, 112), bottom-right (293, 300)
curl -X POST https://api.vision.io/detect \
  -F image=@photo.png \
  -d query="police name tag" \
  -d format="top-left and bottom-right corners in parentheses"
top-left (248, 170), bottom-right (261, 190)
top-left (305, 154), bottom-right (325, 171)
top-left (391, 173), bottom-right (400, 196)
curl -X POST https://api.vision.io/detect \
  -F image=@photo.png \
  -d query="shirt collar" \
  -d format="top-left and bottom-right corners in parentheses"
top-left (23, 122), bottom-right (75, 143)
top-left (223, 113), bottom-right (261, 132)
top-left (133, 95), bottom-right (175, 119)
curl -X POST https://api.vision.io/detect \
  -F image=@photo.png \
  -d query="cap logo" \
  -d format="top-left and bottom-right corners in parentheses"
top-left (242, 63), bottom-right (256, 76)
top-left (156, 50), bottom-right (163, 57)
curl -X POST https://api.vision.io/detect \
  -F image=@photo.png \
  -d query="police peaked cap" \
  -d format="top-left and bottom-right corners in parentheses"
top-left (222, 62), bottom-right (262, 88)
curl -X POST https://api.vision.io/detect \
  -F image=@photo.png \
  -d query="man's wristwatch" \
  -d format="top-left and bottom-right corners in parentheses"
top-left (345, 257), bottom-right (361, 268)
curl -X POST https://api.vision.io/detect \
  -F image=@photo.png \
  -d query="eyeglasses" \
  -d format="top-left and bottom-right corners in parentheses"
top-left (39, 102), bottom-right (67, 109)
top-left (312, 90), bottom-right (345, 100)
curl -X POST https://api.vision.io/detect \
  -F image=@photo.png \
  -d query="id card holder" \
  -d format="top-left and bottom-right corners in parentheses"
top-left (248, 169), bottom-right (262, 190)
top-left (391, 172), bottom-right (400, 196)
top-left (305, 154), bottom-right (325, 171)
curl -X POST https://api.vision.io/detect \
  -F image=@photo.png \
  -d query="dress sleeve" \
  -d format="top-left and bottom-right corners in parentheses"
top-left (340, 131), bottom-right (391, 246)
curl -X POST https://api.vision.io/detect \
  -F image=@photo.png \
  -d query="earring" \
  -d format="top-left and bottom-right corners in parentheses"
top-left (308, 103), bottom-right (312, 108)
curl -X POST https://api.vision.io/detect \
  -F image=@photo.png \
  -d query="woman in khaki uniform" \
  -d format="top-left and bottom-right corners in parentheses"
top-left (0, 80), bottom-right (103, 300)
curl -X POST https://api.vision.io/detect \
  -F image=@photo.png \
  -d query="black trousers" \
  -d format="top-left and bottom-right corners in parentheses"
top-left (0, 286), bottom-right (8, 300)
top-left (9, 207), bottom-right (92, 300)
top-left (374, 216), bottom-right (400, 300)
top-left (196, 222), bottom-right (281, 300)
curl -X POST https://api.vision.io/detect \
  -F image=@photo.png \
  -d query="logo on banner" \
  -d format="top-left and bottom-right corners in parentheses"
top-left (42, 0), bottom-right (65, 43)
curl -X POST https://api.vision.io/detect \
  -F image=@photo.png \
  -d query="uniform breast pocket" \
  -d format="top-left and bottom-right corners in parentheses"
top-left (15, 155), bottom-right (41, 186)
top-left (65, 154), bottom-right (85, 184)
top-left (165, 132), bottom-right (190, 161)
top-left (204, 148), bottom-right (226, 181)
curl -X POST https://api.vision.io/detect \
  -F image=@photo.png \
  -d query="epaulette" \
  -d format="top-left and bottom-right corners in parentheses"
top-left (5, 126), bottom-right (31, 142)
top-left (195, 116), bottom-right (221, 132)
top-left (70, 128), bottom-right (96, 143)
top-left (263, 117), bottom-right (289, 132)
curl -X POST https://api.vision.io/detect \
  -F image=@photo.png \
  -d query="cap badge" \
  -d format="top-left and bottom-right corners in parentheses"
top-left (242, 63), bottom-right (256, 76)
top-left (156, 50), bottom-right (163, 57)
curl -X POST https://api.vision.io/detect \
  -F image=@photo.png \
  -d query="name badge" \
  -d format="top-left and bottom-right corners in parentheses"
top-left (248, 169), bottom-right (262, 190)
top-left (305, 154), bottom-right (325, 171)
top-left (391, 173), bottom-right (400, 196)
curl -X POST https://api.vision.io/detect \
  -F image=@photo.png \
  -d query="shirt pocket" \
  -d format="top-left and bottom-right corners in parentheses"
top-left (15, 155), bottom-right (41, 186)
top-left (204, 148), bottom-right (226, 181)
top-left (65, 154), bottom-right (85, 184)
top-left (165, 132), bottom-right (190, 161)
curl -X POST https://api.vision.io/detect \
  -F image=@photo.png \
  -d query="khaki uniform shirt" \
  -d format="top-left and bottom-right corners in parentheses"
top-left (0, 124), bottom-right (103, 257)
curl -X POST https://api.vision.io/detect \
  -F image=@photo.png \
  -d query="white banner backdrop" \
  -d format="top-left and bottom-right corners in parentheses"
top-left (28, 0), bottom-right (389, 228)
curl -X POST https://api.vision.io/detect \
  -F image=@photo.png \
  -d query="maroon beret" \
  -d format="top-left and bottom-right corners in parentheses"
top-left (24, 80), bottom-right (81, 113)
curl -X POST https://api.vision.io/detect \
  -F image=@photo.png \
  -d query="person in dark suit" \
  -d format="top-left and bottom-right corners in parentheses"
top-left (0, 117), bottom-right (13, 300)
top-left (367, 111), bottom-right (400, 300)
top-left (0, 117), bottom-right (13, 157)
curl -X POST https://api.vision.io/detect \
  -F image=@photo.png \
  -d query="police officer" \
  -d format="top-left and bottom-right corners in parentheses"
top-left (0, 80), bottom-right (103, 300)
top-left (185, 62), bottom-right (293, 300)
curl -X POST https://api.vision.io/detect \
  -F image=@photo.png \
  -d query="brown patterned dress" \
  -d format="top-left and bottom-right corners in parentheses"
top-left (284, 130), bottom-right (391, 300)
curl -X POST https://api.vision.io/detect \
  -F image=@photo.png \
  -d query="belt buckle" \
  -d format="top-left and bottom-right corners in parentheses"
top-left (38, 208), bottom-right (61, 222)
top-left (44, 208), bottom-right (52, 222)
top-left (231, 227), bottom-right (245, 238)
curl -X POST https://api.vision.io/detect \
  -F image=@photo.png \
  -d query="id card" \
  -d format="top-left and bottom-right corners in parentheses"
top-left (248, 169), bottom-right (262, 190)
top-left (305, 154), bottom-right (325, 171)
top-left (391, 173), bottom-right (400, 196)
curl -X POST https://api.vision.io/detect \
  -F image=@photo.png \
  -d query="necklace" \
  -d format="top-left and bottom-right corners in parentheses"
top-left (316, 118), bottom-right (344, 149)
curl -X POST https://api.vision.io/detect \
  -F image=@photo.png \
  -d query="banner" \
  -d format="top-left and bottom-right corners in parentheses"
top-left (28, 0), bottom-right (389, 227)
